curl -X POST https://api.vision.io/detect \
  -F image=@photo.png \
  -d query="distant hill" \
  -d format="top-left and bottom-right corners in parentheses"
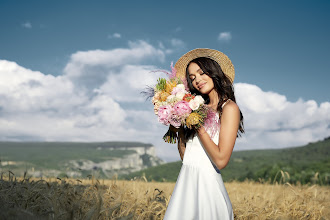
top-left (0, 141), bottom-right (163, 178)
top-left (120, 137), bottom-right (330, 185)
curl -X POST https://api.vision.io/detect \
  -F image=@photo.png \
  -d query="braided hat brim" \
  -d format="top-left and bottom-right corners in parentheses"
top-left (174, 48), bottom-right (235, 83)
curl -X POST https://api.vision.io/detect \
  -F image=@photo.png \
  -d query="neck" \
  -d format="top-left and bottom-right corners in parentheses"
top-left (208, 89), bottom-right (219, 110)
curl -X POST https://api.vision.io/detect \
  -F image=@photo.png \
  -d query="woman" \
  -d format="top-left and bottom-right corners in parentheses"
top-left (164, 49), bottom-right (244, 220)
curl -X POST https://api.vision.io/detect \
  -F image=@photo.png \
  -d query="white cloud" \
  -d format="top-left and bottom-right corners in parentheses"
top-left (163, 38), bottom-right (186, 55)
top-left (108, 33), bottom-right (121, 39)
top-left (218, 32), bottom-right (231, 42)
top-left (234, 83), bottom-right (330, 150)
top-left (0, 60), bottom-right (126, 142)
top-left (0, 41), bottom-right (171, 158)
top-left (170, 38), bottom-right (185, 47)
top-left (63, 40), bottom-right (165, 90)
top-left (1, 41), bottom-right (329, 162)
top-left (21, 21), bottom-right (32, 29)
top-left (100, 64), bottom-right (164, 102)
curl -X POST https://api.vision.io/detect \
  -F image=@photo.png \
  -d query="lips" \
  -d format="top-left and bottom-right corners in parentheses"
top-left (198, 82), bottom-right (206, 89)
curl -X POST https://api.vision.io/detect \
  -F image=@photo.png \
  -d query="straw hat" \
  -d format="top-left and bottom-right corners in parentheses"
top-left (174, 48), bottom-right (235, 83)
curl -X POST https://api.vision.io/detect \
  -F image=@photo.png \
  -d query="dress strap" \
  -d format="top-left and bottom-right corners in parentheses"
top-left (221, 99), bottom-right (231, 109)
top-left (219, 99), bottom-right (231, 118)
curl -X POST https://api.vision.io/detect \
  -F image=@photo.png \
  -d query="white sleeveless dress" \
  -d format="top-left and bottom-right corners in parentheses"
top-left (164, 112), bottom-right (234, 220)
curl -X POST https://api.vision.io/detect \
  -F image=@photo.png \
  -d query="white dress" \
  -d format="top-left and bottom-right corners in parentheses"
top-left (164, 113), bottom-right (234, 220)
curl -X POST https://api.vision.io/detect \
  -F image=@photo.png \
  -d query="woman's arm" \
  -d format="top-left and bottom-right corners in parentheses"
top-left (170, 126), bottom-right (186, 161)
top-left (197, 101), bottom-right (240, 169)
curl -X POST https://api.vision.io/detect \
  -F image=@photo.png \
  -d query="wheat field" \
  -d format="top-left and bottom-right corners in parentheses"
top-left (0, 173), bottom-right (329, 219)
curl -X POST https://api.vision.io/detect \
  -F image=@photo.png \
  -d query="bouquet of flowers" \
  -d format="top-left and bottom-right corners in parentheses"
top-left (145, 64), bottom-right (219, 144)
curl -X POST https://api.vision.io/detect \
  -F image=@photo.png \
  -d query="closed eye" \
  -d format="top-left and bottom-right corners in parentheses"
top-left (190, 72), bottom-right (206, 81)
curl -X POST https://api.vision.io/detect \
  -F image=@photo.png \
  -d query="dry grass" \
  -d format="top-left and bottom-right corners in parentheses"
top-left (0, 173), bottom-right (329, 219)
top-left (228, 181), bottom-right (329, 220)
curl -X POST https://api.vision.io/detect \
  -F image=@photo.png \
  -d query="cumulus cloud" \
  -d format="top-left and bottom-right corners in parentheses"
top-left (108, 33), bottom-right (121, 39)
top-left (218, 32), bottom-right (231, 42)
top-left (100, 65), bottom-right (164, 102)
top-left (170, 38), bottom-right (185, 47)
top-left (0, 41), bottom-right (329, 162)
top-left (63, 40), bottom-right (165, 90)
top-left (22, 22), bottom-right (32, 29)
top-left (0, 41), bottom-right (171, 157)
top-left (0, 60), bottom-right (126, 141)
top-left (234, 83), bottom-right (330, 150)
top-left (162, 38), bottom-right (185, 55)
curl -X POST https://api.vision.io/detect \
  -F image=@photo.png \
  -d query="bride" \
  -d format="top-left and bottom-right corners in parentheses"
top-left (164, 48), bottom-right (244, 220)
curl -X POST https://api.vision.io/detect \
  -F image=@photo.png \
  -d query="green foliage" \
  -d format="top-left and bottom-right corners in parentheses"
top-left (220, 137), bottom-right (330, 185)
top-left (196, 104), bottom-right (208, 119)
top-left (121, 137), bottom-right (330, 185)
top-left (155, 78), bottom-right (167, 91)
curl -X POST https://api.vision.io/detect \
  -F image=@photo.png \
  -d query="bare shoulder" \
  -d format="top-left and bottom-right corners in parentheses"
top-left (221, 100), bottom-right (240, 119)
top-left (222, 100), bottom-right (239, 112)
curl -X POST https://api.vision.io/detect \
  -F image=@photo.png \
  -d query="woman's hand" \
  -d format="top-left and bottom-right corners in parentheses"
top-left (196, 126), bottom-right (207, 136)
top-left (197, 101), bottom-right (240, 169)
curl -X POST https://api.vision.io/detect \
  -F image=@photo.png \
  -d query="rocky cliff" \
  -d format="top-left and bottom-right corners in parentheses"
top-left (64, 145), bottom-right (164, 178)
top-left (0, 141), bottom-right (164, 179)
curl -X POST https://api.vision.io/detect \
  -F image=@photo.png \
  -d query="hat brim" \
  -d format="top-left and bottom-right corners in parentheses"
top-left (174, 48), bottom-right (235, 83)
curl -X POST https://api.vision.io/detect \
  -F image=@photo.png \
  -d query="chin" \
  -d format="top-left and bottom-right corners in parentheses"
top-left (199, 87), bottom-right (213, 95)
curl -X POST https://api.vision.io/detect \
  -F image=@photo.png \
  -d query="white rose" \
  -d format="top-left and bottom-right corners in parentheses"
top-left (176, 92), bottom-right (185, 100)
top-left (176, 84), bottom-right (185, 90)
top-left (194, 95), bottom-right (205, 105)
top-left (189, 99), bottom-right (199, 111)
top-left (166, 95), bottom-right (175, 102)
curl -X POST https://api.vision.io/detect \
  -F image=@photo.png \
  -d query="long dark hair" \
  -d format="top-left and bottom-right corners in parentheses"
top-left (184, 57), bottom-right (244, 140)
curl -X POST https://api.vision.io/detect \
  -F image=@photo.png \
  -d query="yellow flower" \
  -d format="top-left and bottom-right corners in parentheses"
top-left (165, 80), bottom-right (177, 93)
top-left (186, 112), bottom-right (202, 129)
top-left (159, 91), bottom-right (171, 102)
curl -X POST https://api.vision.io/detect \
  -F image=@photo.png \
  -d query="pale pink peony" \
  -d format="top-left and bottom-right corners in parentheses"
top-left (157, 105), bottom-right (173, 125)
top-left (169, 114), bottom-right (182, 128)
top-left (173, 101), bottom-right (191, 117)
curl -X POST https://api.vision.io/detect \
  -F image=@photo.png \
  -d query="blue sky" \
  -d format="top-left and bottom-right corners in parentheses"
top-left (0, 0), bottom-right (329, 161)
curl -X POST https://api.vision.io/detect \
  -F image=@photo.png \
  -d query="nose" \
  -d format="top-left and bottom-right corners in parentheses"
top-left (195, 74), bottom-right (202, 84)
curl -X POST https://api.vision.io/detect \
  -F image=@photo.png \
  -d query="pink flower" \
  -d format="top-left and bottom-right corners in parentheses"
top-left (169, 114), bottom-right (182, 128)
top-left (173, 101), bottom-right (192, 117)
top-left (157, 105), bottom-right (173, 125)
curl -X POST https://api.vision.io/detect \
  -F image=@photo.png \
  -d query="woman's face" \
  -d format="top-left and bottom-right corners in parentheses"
top-left (187, 62), bottom-right (214, 95)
